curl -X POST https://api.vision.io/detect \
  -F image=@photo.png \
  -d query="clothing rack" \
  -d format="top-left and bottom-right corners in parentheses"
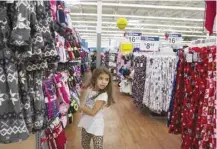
top-left (132, 52), bottom-right (177, 114)
top-left (168, 42), bottom-right (216, 148)
top-left (190, 37), bottom-right (216, 47)
top-left (141, 106), bottom-right (168, 119)
top-left (35, 112), bottom-right (61, 149)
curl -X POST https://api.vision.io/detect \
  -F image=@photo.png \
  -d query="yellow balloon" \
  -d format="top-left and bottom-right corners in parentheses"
top-left (116, 18), bottom-right (128, 30)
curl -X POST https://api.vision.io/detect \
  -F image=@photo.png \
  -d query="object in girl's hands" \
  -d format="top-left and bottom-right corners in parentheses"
top-left (121, 68), bottom-right (131, 79)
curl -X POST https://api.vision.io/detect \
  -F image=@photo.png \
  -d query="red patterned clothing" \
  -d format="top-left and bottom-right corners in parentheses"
top-left (169, 46), bottom-right (216, 149)
top-left (199, 46), bottom-right (216, 149)
top-left (169, 50), bottom-right (185, 134)
top-left (181, 47), bottom-right (208, 149)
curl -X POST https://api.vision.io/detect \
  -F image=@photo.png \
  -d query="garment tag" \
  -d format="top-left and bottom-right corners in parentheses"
top-left (140, 63), bottom-right (143, 67)
top-left (56, 83), bottom-right (62, 88)
top-left (45, 97), bottom-right (48, 103)
top-left (56, 42), bottom-right (60, 47)
top-left (186, 53), bottom-right (193, 63)
top-left (137, 63), bottom-right (140, 67)
top-left (193, 53), bottom-right (198, 62)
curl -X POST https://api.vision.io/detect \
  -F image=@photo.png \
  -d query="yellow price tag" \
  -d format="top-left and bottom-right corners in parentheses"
top-left (120, 42), bottom-right (133, 54)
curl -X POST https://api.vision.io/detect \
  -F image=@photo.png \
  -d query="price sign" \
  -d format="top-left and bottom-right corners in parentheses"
top-left (125, 32), bottom-right (142, 48)
top-left (120, 42), bottom-right (133, 54)
top-left (140, 36), bottom-right (160, 51)
top-left (167, 33), bottom-right (182, 44)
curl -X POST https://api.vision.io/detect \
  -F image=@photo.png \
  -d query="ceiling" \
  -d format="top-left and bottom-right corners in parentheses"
top-left (68, 0), bottom-right (207, 47)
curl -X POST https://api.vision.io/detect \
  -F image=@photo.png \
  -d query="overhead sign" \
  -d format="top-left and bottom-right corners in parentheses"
top-left (140, 36), bottom-right (160, 51)
top-left (125, 32), bottom-right (142, 48)
top-left (167, 33), bottom-right (182, 44)
top-left (120, 42), bottom-right (133, 54)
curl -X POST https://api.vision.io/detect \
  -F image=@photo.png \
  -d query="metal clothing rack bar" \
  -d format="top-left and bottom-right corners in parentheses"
top-left (36, 131), bottom-right (41, 149)
top-left (191, 37), bottom-right (216, 45)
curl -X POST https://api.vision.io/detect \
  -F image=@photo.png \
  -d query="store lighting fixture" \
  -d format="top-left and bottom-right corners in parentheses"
top-left (78, 30), bottom-right (207, 38)
top-left (73, 25), bottom-right (203, 34)
top-left (82, 37), bottom-right (166, 41)
top-left (70, 20), bottom-right (202, 29)
top-left (69, 2), bottom-right (204, 11)
top-left (128, 20), bottom-right (141, 23)
top-left (83, 38), bottom-right (193, 46)
top-left (67, 0), bottom-right (80, 3)
top-left (70, 13), bottom-right (204, 22)
top-left (102, 3), bottom-right (205, 11)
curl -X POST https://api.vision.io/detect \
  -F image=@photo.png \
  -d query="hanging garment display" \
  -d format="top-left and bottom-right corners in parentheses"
top-left (167, 55), bottom-right (179, 127)
top-left (116, 52), bottom-right (133, 82)
top-left (0, 2), bottom-right (29, 143)
top-left (168, 50), bottom-right (185, 134)
top-left (119, 79), bottom-right (132, 95)
top-left (198, 45), bottom-right (216, 149)
top-left (168, 45), bottom-right (216, 149)
top-left (0, 0), bottom-right (83, 145)
top-left (0, 47), bottom-right (30, 143)
top-left (10, 1), bottom-right (31, 47)
top-left (132, 55), bottom-right (147, 108)
top-left (43, 78), bottom-right (59, 120)
top-left (204, 0), bottom-right (216, 35)
top-left (105, 52), bottom-right (118, 80)
top-left (143, 55), bottom-right (177, 114)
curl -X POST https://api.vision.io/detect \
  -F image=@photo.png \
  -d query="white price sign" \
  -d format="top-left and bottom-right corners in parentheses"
top-left (125, 32), bottom-right (142, 48)
top-left (168, 33), bottom-right (182, 44)
top-left (140, 36), bottom-right (160, 51)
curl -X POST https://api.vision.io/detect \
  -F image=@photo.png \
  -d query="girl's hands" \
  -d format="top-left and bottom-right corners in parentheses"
top-left (78, 106), bottom-right (82, 113)
top-left (79, 86), bottom-right (92, 105)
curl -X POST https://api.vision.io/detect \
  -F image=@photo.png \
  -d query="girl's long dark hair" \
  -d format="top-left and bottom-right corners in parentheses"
top-left (89, 67), bottom-right (115, 107)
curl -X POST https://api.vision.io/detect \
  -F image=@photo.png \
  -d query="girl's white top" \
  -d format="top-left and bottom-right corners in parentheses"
top-left (78, 90), bottom-right (108, 136)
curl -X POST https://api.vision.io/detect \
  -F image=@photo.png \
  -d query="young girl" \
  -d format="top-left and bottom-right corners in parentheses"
top-left (78, 67), bottom-right (115, 149)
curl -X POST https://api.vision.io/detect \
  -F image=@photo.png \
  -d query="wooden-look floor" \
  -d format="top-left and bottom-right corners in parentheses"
top-left (66, 86), bottom-right (181, 149)
top-left (1, 86), bottom-right (181, 149)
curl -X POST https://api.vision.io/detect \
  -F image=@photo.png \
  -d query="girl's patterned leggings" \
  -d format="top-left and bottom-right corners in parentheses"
top-left (81, 128), bottom-right (104, 149)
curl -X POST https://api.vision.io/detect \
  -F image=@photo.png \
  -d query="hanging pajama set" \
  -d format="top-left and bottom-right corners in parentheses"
top-left (0, 2), bottom-right (30, 143)
top-left (169, 47), bottom-right (216, 149)
top-left (78, 91), bottom-right (108, 149)
top-left (0, 0), bottom-right (59, 144)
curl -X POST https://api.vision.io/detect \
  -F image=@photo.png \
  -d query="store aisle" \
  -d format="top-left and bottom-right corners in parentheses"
top-left (66, 85), bottom-right (181, 149)
top-left (1, 85), bottom-right (181, 149)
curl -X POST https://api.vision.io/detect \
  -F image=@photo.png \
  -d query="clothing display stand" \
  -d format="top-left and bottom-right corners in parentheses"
top-left (167, 37), bottom-right (216, 148)
top-left (140, 48), bottom-right (171, 119)
top-left (107, 52), bottom-right (118, 80)
top-left (1, 0), bottom-right (216, 148)
top-left (141, 106), bottom-right (167, 119)
top-left (36, 131), bottom-right (41, 149)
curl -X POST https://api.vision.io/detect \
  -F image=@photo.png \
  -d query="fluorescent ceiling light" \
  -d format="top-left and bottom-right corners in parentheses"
top-left (128, 20), bottom-right (141, 23)
top-left (79, 30), bottom-right (163, 35)
top-left (74, 25), bottom-right (204, 34)
top-left (83, 38), bottom-right (191, 45)
top-left (70, 20), bottom-right (203, 29)
top-left (70, 2), bottom-right (204, 11)
top-left (78, 29), bottom-right (124, 33)
top-left (78, 30), bottom-right (207, 37)
top-left (70, 13), bottom-right (204, 22)
top-left (102, 2), bottom-right (205, 11)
